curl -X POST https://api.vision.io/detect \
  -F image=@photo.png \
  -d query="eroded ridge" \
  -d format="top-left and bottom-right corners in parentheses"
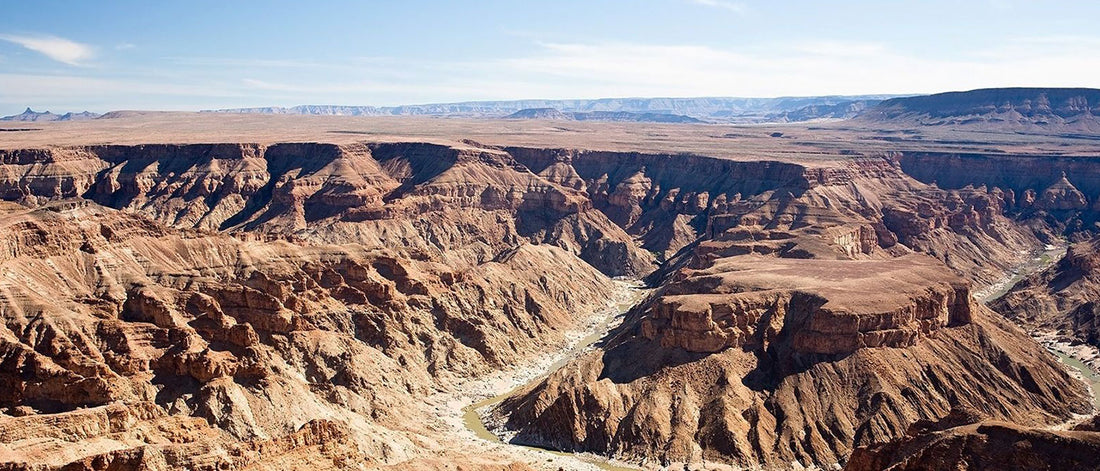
top-left (0, 137), bottom-right (1098, 470)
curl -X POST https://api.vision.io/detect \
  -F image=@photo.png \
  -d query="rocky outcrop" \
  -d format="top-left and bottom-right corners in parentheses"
top-left (640, 255), bottom-right (973, 355)
top-left (896, 152), bottom-right (1100, 238)
top-left (494, 248), bottom-right (1088, 468)
top-left (2, 136), bottom-right (1097, 471)
top-left (1040, 172), bottom-right (1090, 211)
top-left (993, 236), bottom-right (1100, 347)
top-left (857, 87), bottom-right (1100, 132)
top-left (0, 401), bottom-right (368, 471)
top-left (845, 412), bottom-right (1100, 471)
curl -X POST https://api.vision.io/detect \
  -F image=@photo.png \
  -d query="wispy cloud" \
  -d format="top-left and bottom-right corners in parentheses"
top-left (492, 38), bottom-right (1100, 97)
top-left (6, 34), bottom-right (1100, 114)
top-left (115, 43), bottom-right (136, 51)
top-left (0, 34), bottom-right (95, 65)
top-left (688, 0), bottom-right (746, 13)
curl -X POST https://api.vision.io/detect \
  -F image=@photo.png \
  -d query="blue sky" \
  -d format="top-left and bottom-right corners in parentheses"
top-left (2, 0), bottom-right (1099, 114)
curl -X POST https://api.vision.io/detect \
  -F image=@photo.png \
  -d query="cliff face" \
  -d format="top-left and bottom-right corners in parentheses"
top-left (0, 139), bottom-right (1095, 470)
top-left (489, 148), bottom-right (1095, 469)
top-left (845, 411), bottom-right (1100, 471)
top-left (641, 255), bottom-right (974, 356)
top-left (898, 152), bottom-right (1100, 214)
top-left (0, 143), bottom-right (653, 277)
top-left (0, 200), bottom-right (613, 468)
top-left (993, 236), bottom-right (1100, 347)
top-left (509, 148), bottom-right (893, 260)
top-left (857, 87), bottom-right (1100, 132)
top-left (903, 151), bottom-right (1100, 348)
top-left (496, 254), bottom-right (1086, 468)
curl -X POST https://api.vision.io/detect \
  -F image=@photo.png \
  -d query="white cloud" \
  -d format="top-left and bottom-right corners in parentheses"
top-left (484, 39), bottom-right (1100, 98)
top-left (115, 43), bottom-right (136, 51)
top-left (0, 34), bottom-right (95, 65)
top-left (688, 0), bottom-right (746, 13)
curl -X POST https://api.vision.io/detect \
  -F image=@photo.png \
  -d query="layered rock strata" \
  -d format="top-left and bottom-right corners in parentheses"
top-left (845, 410), bottom-right (1100, 471)
top-left (993, 236), bottom-right (1100, 347)
top-left (0, 139), bottom-right (1096, 470)
top-left (496, 252), bottom-right (1088, 468)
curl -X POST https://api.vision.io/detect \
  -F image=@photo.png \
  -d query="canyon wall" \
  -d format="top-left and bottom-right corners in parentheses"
top-left (898, 152), bottom-right (1100, 235)
top-left (993, 236), bottom-right (1100, 347)
top-left (496, 253), bottom-right (1087, 468)
top-left (1, 141), bottom-right (1095, 469)
top-left (489, 148), bottom-right (1098, 468)
top-left (845, 410), bottom-right (1100, 471)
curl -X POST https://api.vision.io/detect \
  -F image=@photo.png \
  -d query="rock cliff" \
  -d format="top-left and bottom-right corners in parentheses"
top-left (488, 148), bottom-right (1096, 468)
top-left (495, 254), bottom-right (1087, 468)
top-left (844, 411), bottom-right (1100, 471)
top-left (993, 236), bottom-right (1100, 347)
top-left (0, 137), bottom-right (1095, 470)
top-left (857, 88), bottom-right (1100, 132)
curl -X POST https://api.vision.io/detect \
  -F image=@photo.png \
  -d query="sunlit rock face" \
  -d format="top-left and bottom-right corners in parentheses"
top-left (1, 133), bottom-right (1097, 470)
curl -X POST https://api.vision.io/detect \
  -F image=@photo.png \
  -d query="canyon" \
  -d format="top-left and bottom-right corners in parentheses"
top-left (1, 88), bottom-right (1100, 470)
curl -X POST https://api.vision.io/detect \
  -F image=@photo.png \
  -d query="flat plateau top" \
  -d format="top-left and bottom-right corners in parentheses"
top-left (706, 253), bottom-right (962, 311)
top-left (2, 112), bottom-right (1099, 163)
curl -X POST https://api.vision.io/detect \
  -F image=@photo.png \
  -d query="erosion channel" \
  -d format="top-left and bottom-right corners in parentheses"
top-left (463, 282), bottom-right (650, 471)
top-left (984, 244), bottom-right (1100, 413)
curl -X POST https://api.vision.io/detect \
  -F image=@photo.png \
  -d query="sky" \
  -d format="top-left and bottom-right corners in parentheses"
top-left (2, 0), bottom-right (1100, 115)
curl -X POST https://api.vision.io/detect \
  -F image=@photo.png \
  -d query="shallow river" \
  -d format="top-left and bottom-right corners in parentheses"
top-left (980, 243), bottom-right (1100, 411)
top-left (462, 287), bottom-right (648, 470)
top-left (1051, 350), bottom-right (1100, 410)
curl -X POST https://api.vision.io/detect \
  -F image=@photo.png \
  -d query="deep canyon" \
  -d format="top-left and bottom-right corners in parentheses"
top-left (2, 89), bottom-right (1100, 470)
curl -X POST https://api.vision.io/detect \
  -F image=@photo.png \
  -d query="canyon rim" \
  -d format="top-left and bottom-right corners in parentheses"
top-left (4, 3), bottom-right (1100, 470)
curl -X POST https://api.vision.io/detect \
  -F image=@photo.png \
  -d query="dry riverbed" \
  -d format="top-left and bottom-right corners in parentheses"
top-left (421, 279), bottom-right (649, 471)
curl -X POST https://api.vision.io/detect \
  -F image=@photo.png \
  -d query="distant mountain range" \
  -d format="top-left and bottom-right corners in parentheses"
top-left (205, 95), bottom-right (903, 123)
top-left (856, 88), bottom-right (1100, 132)
top-left (504, 108), bottom-right (704, 123)
top-left (0, 108), bottom-right (101, 122)
top-left (10, 88), bottom-right (1100, 130)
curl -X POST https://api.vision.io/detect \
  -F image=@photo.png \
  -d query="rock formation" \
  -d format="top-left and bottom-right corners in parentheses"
top-left (0, 142), bottom-right (655, 469)
top-left (487, 144), bottom-right (1100, 468)
top-left (857, 87), bottom-right (1100, 132)
top-left (845, 410), bottom-right (1100, 471)
top-left (0, 130), bottom-right (1095, 470)
top-left (496, 251), bottom-right (1087, 468)
top-left (993, 236), bottom-right (1100, 347)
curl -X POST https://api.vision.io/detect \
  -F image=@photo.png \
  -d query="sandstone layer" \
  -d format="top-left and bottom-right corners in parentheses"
top-left (489, 142), bottom-right (1100, 468)
top-left (0, 130), bottom-right (1095, 469)
top-left (844, 409), bottom-right (1100, 471)
top-left (496, 254), bottom-right (1088, 468)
